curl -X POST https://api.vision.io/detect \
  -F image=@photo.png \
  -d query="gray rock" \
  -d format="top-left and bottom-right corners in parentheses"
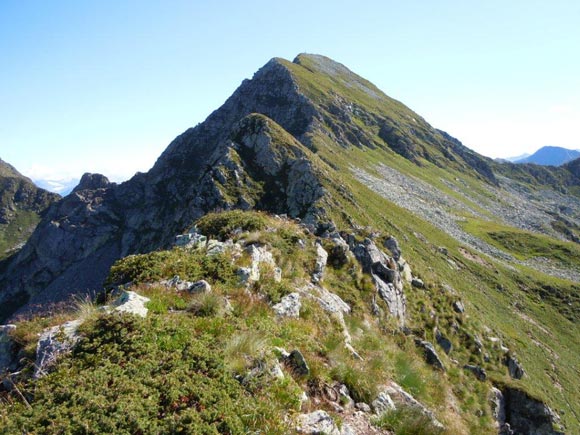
top-left (453, 300), bottom-right (465, 313)
top-left (355, 402), bottom-right (371, 413)
top-left (384, 236), bottom-right (401, 260)
top-left (111, 290), bottom-right (150, 318)
top-left (34, 319), bottom-right (82, 378)
top-left (463, 364), bottom-right (487, 381)
top-left (504, 354), bottom-right (525, 379)
top-left (415, 339), bottom-right (445, 371)
top-left (312, 242), bottom-right (328, 283)
top-left (71, 173), bottom-right (112, 193)
top-left (188, 280), bottom-right (211, 293)
top-left (373, 274), bottom-right (406, 325)
top-left (376, 382), bottom-right (445, 429)
top-left (411, 278), bottom-right (424, 288)
top-left (162, 275), bottom-right (194, 291)
top-left (490, 386), bottom-right (506, 427)
top-left (272, 292), bottom-right (301, 318)
top-left (372, 392), bottom-right (396, 414)
top-left (286, 349), bottom-right (310, 376)
top-left (435, 329), bottom-right (452, 354)
top-left (0, 325), bottom-right (18, 374)
top-left (206, 239), bottom-right (227, 256)
top-left (296, 410), bottom-right (340, 434)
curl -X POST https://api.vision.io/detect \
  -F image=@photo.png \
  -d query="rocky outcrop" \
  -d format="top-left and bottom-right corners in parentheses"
top-left (495, 387), bottom-right (564, 435)
top-left (312, 242), bottom-right (328, 283)
top-left (71, 173), bottom-right (113, 193)
top-left (272, 292), bottom-right (301, 318)
top-left (415, 339), bottom-right (445, 371)
top-left (353, 238), bottom-right (406, 325)
top-left (504, 354), bottom-right (525, 379)
top-left (296, 410), bottom-right (340, 434)
top-left (110, 291), bottom-right (150, 318)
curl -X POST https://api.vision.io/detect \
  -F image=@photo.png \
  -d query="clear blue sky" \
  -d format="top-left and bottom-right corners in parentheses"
top-left (1, 0), bottom-right (579, 189)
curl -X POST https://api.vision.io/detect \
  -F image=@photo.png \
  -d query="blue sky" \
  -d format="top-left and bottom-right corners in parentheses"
top-left (1, 0), bottom-right (579, 189)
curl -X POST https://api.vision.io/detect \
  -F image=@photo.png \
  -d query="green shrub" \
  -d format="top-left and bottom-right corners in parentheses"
top-left (196, 210), bottom-right (268, 240)
top-left (106, 249), bottom-right (236, 286)
top-left (1, 313), bottom-right (287, 434)
top-left (373, 407), bottom-right (445, 435)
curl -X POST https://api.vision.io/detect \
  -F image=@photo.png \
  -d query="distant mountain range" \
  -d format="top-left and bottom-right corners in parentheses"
top-left (512, 146), bottom-right (580, 166)
top-left (33, 177), bottom-right (79, 195)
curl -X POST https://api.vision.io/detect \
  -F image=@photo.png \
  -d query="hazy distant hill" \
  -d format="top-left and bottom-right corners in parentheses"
top-left (515, 145), bottom-right (580, 166)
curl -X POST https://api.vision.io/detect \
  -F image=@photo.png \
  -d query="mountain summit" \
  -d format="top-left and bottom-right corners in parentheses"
top-left (514, 145), bottom-right (580, 166)
top-left (0, 54), bottom-right (578, 433)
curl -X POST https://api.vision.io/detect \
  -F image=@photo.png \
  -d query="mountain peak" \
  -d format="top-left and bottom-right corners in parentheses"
top-left (515, 145), bottom-right (580, 166)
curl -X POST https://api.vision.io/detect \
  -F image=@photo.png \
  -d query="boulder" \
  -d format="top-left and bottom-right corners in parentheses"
top-left (112, 290), bottom-right (150, 318)
top-left (453, 300), bottom-right (465, 313)
top-left (272, 292), bottom-right (301, 318)
top-left (296, 410), bottom-right (340, 435)
top-left (415, 339), bottom-right (445, 371)
top-left (189, 280), bottom-right (212, 293)
top-left (463, 364), bottom-right (487, 381)
top-left (411, 278), bottom-right (424, 288)
top-left (384, 236), bottom-right (401, 260)
top-left (504, 354), bottom-right (525, 379)
top-left (286, 349), bottom-right (309, 376)
top-left (435, 329), bottom-right (452, 354)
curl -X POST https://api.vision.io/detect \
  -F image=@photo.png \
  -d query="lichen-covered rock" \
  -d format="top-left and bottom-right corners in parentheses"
top-left (372, 391), bottom-right (396, 414)
top-left (111, 291), bottom-right (150, 318)
top-left (272, 292), bottom-right (301, 318)
top-left (34, 319), bottom-right (83, 378)
top-left (161, 275), bottom-right (194, 291)
top-left (312, 242), bottom-right (328, 283)
top-left (296, 410), bottom-right (340, 435)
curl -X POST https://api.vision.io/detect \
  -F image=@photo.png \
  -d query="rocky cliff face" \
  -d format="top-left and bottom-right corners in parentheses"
top-left (0, 58), bottom-right (333, 320)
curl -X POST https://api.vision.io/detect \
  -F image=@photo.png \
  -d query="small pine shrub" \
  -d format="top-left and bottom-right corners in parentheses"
top-left (196, 210), bottom-right (268, 240)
